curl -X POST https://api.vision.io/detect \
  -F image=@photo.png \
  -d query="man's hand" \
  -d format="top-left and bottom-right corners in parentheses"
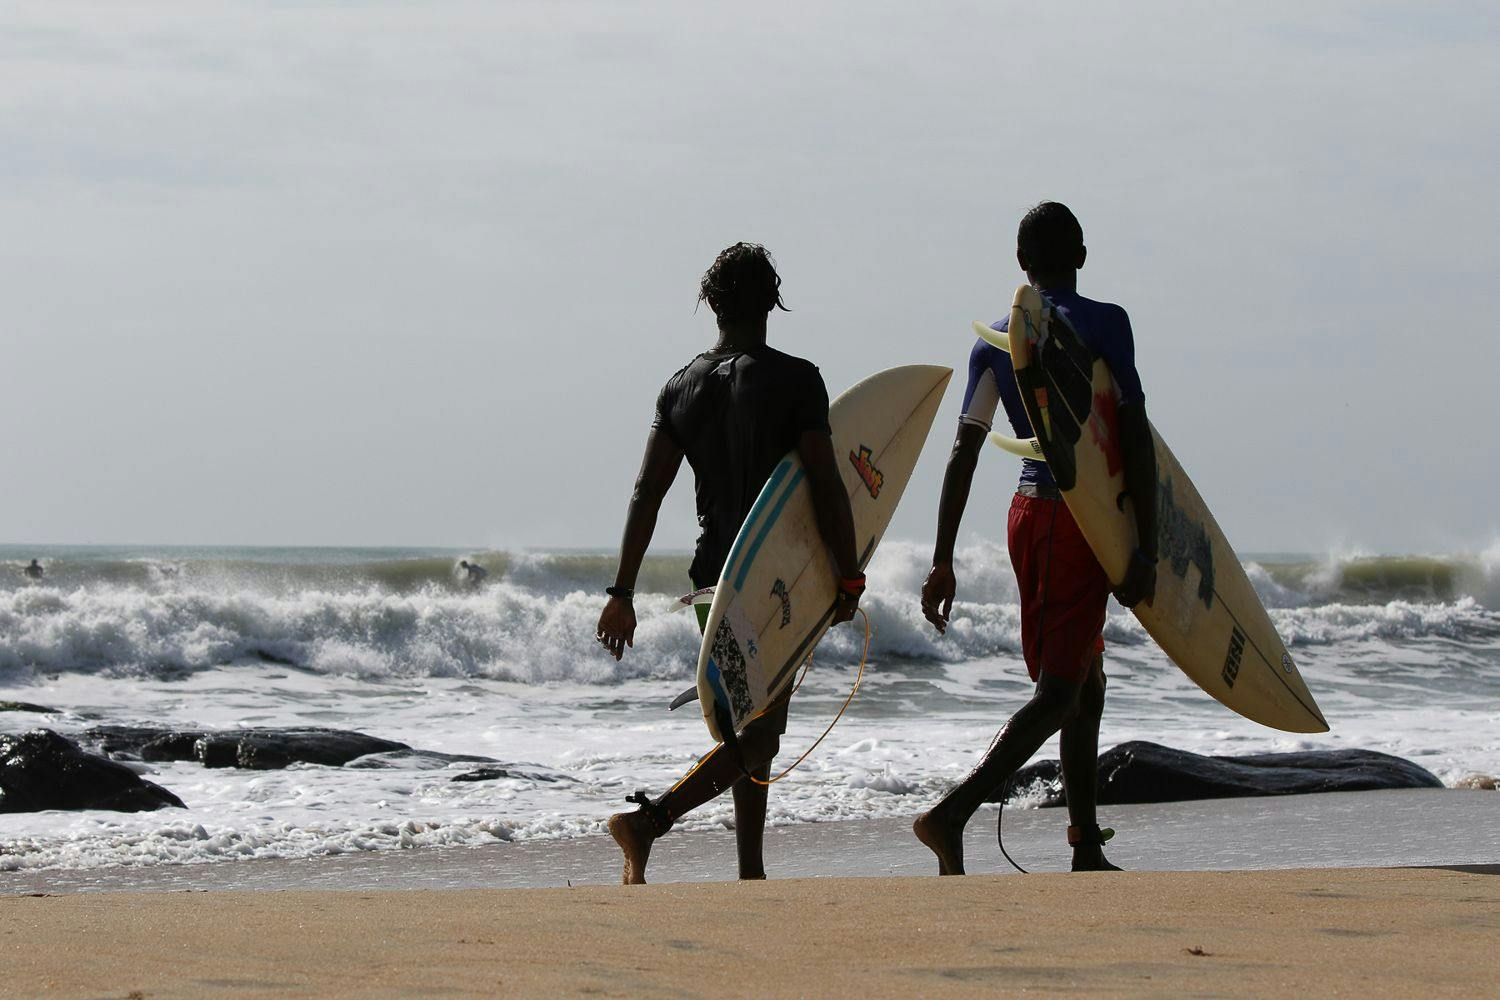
top-left (596, 596), bottom-right (636, 661)
top-left (921, 562), bottom-right (956, 633)
top-left (1113, 550), bottom-right (1157, 609)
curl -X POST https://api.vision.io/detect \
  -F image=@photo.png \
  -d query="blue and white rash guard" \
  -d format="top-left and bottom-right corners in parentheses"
top-left (959, 288), bottom-right (1146, 491)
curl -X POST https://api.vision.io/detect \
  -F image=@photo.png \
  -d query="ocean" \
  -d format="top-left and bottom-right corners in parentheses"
top-left (2, 541), bottom-right (1497, 874)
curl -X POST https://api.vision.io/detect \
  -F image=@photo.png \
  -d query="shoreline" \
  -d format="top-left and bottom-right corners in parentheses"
top-left (4, 867), bottom-right (1496, 997)
top-left (5, 788), bottom-right (1495, 895)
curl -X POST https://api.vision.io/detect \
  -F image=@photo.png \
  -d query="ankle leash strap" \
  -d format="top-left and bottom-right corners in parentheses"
top-left (1067, 824), bottom-right (1116, 847)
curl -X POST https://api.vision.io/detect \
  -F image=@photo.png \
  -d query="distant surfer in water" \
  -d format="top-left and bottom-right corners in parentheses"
top-left (595, 242), bottom-right (865, 884)
top-left (914, 203), bottom-right (1158, 874)
top-left (458, 560), bottom-right (488, 586)
top-left (23, 559), bottom-right (44, 581)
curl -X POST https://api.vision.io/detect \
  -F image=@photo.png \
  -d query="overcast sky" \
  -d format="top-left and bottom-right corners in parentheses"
top-left (3, 1), bottom-right (1496, 555)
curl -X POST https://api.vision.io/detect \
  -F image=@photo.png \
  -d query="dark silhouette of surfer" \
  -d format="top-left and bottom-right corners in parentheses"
top-left (915, 203), bottom-right (1159, 874)
top-left (23, 559), bottom-right (43, 581)
top-left (458, 560), bottom-right (488, 586)
top-left (595, 243), bottom-right (864, 884)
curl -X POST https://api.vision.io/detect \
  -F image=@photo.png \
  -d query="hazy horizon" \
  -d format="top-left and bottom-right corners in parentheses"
top-left (4, 2), bottom-right (1497, 557)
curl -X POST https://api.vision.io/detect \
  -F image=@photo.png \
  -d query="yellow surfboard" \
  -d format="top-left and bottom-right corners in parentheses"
top-left (996, 286), bottom-right (1327, 733)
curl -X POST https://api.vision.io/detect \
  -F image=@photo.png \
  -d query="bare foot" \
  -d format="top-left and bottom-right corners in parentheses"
top-left (607, 810), bottom-right (656, 885)
top-left (913, 809), bottom-right (966, 876)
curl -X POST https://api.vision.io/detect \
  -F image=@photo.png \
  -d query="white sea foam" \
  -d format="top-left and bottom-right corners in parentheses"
top-left (2, 542), bottom-right (1497, 874)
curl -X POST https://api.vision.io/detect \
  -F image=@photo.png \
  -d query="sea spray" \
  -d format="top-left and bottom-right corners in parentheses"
top-left (2, 543), bottom-right (1497, 681)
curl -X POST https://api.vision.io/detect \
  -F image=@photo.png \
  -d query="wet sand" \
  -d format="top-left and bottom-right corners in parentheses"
top-left (7, 788), bottom-right (1495, 894)
top-left (4, 866), bottom-right (1497, 998)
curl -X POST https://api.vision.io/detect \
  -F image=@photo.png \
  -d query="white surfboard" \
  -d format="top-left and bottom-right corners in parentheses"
top-left (695, 365), bottom-right (952, 741)
top-left (1003, 285), bottom-right (1327, 733)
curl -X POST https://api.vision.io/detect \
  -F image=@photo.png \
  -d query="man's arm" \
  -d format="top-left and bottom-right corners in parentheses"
top-left (796, 428), bottom-right (862, 625)
top-left (1112, 401), bottom-right (1158, 607)
top-left (596, 428), bottom-right (685, 660)
top-left (1098, 305), bottom-right (1157, 608)
top-left (921, 423), bottom-right (987, 633)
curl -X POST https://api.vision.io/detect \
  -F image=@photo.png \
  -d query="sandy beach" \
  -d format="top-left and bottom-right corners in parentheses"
top-left (5, 791), bottom-right (1498, 997)
top-left (5, 865), bottom-right (1497, 998)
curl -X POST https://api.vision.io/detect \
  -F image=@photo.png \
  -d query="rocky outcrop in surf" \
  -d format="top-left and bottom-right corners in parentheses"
top-left (450, 765), bottom-right (575, 783)
top-left (86, 725), bottom-right (411, 770)
top-left (0, 729), bottom-right (185, 813)
top-left (0, 701), bottom-right (55, 713)
top-left (1001, 740), bottom-right (1444, 806)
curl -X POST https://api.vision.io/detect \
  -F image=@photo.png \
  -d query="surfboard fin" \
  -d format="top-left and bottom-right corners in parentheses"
top-left (668, 685), bottom-right (700, 711)
top-left (671, 587), bottom-right (716, 613)
top-left (988, 433), bottom-right (1046, 461)
top-left (972, 321), bottom-right (1011, 353)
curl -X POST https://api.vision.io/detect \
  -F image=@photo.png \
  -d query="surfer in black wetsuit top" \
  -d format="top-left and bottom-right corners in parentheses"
top-left (23, 559), bottom-right (44, 581)
top-left (595, 242), bottom-right (865, 884)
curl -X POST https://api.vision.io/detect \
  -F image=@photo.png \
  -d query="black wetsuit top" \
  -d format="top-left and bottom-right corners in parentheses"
top-left (652, 345), bottom-right (831, 588)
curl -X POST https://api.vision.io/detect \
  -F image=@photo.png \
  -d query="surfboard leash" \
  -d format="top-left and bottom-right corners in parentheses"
top-left (749, 606), bottom-right (872, 786)
top-left (996, 775), bottom-right (1028, 874)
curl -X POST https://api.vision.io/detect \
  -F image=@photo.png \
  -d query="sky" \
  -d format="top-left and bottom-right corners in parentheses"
top-left (2, 1), bottom-right (1497, 555)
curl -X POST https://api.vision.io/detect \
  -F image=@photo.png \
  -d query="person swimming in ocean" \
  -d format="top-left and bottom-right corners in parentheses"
top-left (23, 559), bottom-right (44, 581)
top-left (594, 242), bottom-right (864, 884)
top-left (914, 203), bottom-right (1159, 874)
top-left (458, 560), bottom-right (488, 586)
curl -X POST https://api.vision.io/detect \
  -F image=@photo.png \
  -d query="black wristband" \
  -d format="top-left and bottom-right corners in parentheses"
top-left (605, 586), bottom-right (634, 601)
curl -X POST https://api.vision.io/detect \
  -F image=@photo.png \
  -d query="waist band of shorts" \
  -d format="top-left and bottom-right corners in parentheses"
top-left (1016, 483), bottom-right (1064, 501)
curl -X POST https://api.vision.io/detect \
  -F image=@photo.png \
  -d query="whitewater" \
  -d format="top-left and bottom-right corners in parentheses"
top-left (2, 541), bottom-right (1497, 874)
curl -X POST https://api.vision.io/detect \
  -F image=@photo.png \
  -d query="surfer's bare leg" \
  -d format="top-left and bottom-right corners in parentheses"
top-left (1060, 657), bottom-right (1120, 872)
top-left (659, 726), bottom-right (779, 819)
top-left (732, 762), bottom-right (771, 880)
top-left (915, 675), bottom-right (1082, 875)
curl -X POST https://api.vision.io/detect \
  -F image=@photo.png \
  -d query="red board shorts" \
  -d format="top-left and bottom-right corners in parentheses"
top-left (1007, 493), bottom-right (1110, 684)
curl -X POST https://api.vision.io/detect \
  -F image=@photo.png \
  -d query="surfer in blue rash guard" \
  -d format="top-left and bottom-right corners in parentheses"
top-left (914, 203), bottom-right (1159, 875)
top-left (594, 242), bottom-right (866, 885)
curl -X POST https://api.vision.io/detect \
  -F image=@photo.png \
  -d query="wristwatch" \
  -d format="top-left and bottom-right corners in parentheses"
top-left (605, 586), bottom-right (634, 601)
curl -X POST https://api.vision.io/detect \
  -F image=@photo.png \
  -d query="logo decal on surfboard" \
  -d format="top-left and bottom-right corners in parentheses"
top-left (848, 445), bottom-right (884, 499)
top-left (1158, 478), bottom-right (1215, 609)
top-left (1087, 389), bottom-right (1122, 476)
top-left (770, 578), bottom-right (792, 629)
top-left (1221, 625), bottom-right (1247, 688)
top-left (710, 619), bottom-right (755, 719)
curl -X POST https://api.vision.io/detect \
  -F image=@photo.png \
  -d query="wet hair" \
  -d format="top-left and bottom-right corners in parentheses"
top-left (698, 242), bottom-right (788, 323)
top-left (1016, 202), bottom-right (1084, 274)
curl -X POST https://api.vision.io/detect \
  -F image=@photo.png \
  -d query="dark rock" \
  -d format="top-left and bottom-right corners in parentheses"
top-left (1000, 740), bottom-right (1444, 807)
top-left (0, 729), bottom-right (185, 813)
top-left (347, 749), bottom-right (500, 770)
top-left (142, 733), bottom-right (202, 763)
top-left (0, 701), bottom-right (55, 714)
top-left (84, 725), bottom-right (176, 760)
top-left (234, 730), bottom-right (411, 769)
top-left (451, 765), bottom-right (573, 784)
top-left (83, 725), bottom-right (410, 770)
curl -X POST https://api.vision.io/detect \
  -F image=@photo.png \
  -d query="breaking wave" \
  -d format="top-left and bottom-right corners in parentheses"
top-left (1, 542), bottom-right (1495, 682)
